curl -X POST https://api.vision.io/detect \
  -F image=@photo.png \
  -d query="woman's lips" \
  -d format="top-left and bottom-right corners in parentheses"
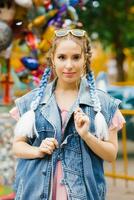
top-left (63, 72), bottom-right (76, 77)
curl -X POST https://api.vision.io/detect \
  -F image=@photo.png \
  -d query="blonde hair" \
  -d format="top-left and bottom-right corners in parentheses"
top-left (46, 32), bottom-right (92, 74)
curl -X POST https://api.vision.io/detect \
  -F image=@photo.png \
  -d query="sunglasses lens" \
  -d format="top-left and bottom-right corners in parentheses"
top-left (55, 30), bottom-right (68, 37)
top-left (71, 29), bottom-right (85, 37)
top-left (55, 29), bottom-right (85, 37)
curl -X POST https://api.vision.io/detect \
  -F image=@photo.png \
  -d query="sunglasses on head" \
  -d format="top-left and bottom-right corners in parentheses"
top-left (55, 29), bottom-right (86, 37)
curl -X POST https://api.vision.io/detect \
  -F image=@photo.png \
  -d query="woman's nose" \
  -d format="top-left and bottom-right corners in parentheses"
top-left (65, 60), bottom-right (73, 70)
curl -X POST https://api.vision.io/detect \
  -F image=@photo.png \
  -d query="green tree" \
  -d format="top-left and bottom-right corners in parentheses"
top-left (77, 0), bottom-right (134, 81)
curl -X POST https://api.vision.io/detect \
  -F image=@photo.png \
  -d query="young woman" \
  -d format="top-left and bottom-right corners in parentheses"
top-left (11, 29), bottom-right (125, 200)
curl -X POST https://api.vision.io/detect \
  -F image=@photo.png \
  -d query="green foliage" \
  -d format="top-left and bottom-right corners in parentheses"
top-left (77, 0), bottom-right (134, 49)
top-left (77, 0), bottom-right (134, 80)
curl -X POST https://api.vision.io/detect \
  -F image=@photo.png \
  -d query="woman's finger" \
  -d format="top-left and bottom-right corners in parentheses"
top-left (47, 138), bottom-right (59, 148)
top-left (39, 146), bottom-right (52, 155)
top-left (74, 112), bottom-right (86, 122)
top-left (45, 140), bottom-right (55, 149)
top-left (74, 107), bottom-right (83, 114)
top-left (77, 116), bottom-right (85, 126)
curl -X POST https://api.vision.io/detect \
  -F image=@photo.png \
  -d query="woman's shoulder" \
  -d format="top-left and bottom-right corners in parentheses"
top-left (96, 89), bottom-right (121, 106)
top-left (14, 88), bottom-right (39, 115)
top-left (97, 88), bottom-right (111, 98)
top-left (16, 88), bottom-right (39, 102)
top-left (14, 80), bottom-right (54, 114)
top-left (96, 89), bottom-right (122, 125)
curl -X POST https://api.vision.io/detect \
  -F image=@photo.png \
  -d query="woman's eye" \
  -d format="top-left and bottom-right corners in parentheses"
top-left (73, 55), bottom-right (81, 60)
top-left (58, 55), bottom-right (65, 60)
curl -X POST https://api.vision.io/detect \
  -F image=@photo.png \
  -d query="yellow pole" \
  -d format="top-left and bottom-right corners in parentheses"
top-left (122, 125), bottom-right (128, 187)
top-left (111, 161), bottom-right (116, 186)
top-left (105, 173), bottom-right (134, 181)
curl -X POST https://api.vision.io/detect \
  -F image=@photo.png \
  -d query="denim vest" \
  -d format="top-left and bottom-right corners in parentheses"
top-left (14, 78), bottom-right (120, 200)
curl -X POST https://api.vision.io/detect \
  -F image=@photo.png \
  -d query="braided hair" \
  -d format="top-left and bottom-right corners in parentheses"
top-left (81, 33), bottom-right (108, 140)
top-left (15, 29), bottom-right (108, 140)
top-left (14, 67), bottom-right (52, 138)
top-left (30, 67), bottom-right (51, 111)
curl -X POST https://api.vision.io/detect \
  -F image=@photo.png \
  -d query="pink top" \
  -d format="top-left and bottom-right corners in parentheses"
top-left (10, 107), bottom-right (125, 200)
top-left (52, 109), bottom-right (68, 200)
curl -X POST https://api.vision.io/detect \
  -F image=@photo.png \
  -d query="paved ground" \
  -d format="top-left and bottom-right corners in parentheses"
top-left (106, 178), bottom-right (134, 200)
top-left (105, 159), bottom-right (134, 200)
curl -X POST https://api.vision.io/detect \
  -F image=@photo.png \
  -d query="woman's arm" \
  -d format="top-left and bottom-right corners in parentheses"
top-left (12, 136), bottom-right (58, 159)
top-left (13, 136), bottom-right (40, 159)
top-left (74, 107), bottom-right (119, 162)
top-left (82, 128), bottom-right (118, 162)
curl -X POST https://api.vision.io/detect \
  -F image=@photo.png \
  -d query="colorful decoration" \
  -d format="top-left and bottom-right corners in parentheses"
top-left (54, 0), bottom-right (80, 7)
top-left (70, 0), bottom-right (79, 6)
top-left (21, 57), bottom-right (39, 70)
top-left (0, 0), bottom-right (86, 104)
top-left (33, 0), bottom-right (44, 7)
top-left (14, 0), bottom-right (33, 8)
top-left (38, 25), bottom-right (55, 51)
top-left (0, 21), bottom-right (13, 52)
top-left (36, 6), bottom-right (46, 16)
top-left (44, 0), bottom-right (52, 10)
top-left (67, 6), bottom-right (78, 21)
top-left (54, 0), bottom-right (69, 7)
top-left (28, 9), bottom-right (58, 29)
top-left (25, 32), bottom-right (38, 50)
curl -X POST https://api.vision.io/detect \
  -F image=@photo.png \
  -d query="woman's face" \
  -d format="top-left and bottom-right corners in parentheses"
top-left (53, 39), bottom-right (85, 85)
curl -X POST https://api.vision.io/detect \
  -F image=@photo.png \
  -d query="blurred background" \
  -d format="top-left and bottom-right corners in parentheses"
top-left (0, 0), bottom-right (134, 199)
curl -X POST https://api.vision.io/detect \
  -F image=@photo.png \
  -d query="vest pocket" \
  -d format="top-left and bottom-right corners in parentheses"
top-left (64, 170), bottom-right (86, 199)
top-left (15, 179), bottom-right (23, 200)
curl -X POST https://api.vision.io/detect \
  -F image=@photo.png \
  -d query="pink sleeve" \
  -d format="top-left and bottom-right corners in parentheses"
top-left (9, 107), bottom-right (20, 121)
top-left (109, 109), bottom-right (126, 131)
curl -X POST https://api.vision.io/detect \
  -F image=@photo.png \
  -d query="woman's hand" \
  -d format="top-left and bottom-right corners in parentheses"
top-left (38, 138), bottom-right (59, 158)
top-left (74, 107), bottom-right (90, 139)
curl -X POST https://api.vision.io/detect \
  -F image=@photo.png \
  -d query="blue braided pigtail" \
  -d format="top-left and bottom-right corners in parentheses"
top-left (30, 67), bottom-right (51, 110)
top-left (14, 67), bottom-right (51, 138)
top-left (87, 71), bottom-right (109, 140)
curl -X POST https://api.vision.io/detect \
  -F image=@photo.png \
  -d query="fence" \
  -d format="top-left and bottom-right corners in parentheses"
top-left (105, 109), bottom-right (134, 186)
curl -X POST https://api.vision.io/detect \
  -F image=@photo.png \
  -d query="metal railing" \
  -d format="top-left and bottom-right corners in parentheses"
top-left (105, 109), bottom-right (134, 185)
